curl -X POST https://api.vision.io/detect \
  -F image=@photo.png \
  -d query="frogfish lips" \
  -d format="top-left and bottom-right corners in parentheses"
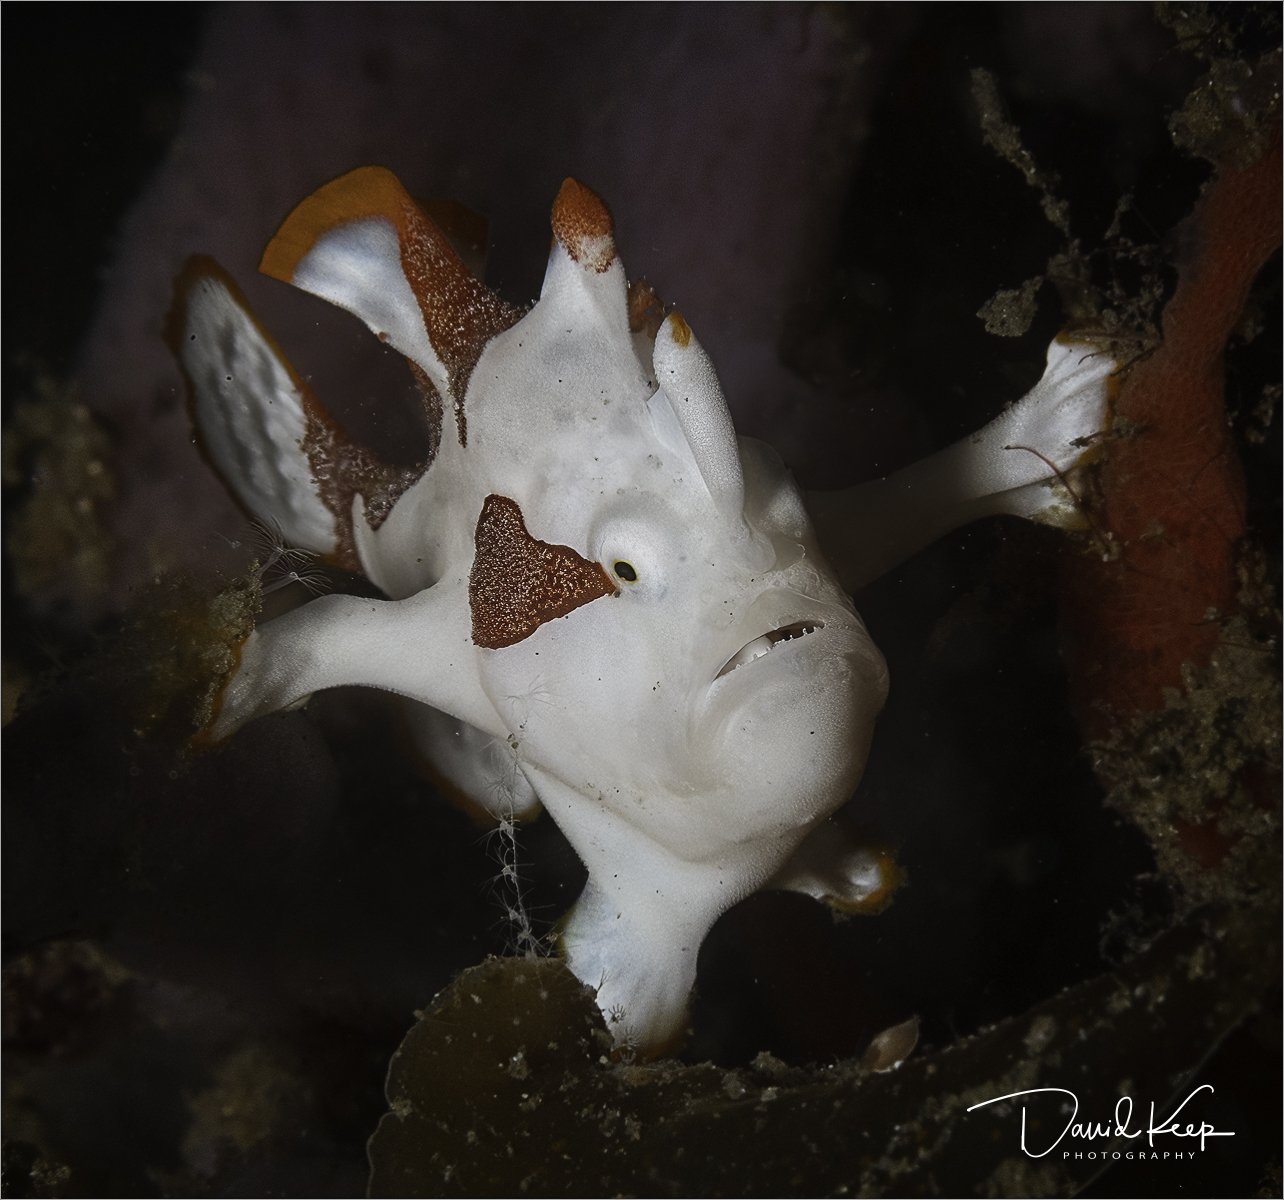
top-left (714, 620), bottom-right (824, 681)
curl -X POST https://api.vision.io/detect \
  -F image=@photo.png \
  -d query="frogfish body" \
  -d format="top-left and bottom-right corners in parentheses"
top-left (173, 167), bottom-right (1113, 1053)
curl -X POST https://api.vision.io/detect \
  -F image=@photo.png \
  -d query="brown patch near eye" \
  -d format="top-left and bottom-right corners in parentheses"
top-left (470, 495), bottom-right (616, 649)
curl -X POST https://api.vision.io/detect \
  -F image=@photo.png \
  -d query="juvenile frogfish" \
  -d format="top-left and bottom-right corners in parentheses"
top-left (172, 168), bottom-right (1113, 1054)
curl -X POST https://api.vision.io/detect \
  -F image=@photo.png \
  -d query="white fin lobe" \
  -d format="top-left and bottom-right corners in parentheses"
top-left (652, 313), bottom-right (746, 523)
top-left (173, 263), bottom-right (338, 556)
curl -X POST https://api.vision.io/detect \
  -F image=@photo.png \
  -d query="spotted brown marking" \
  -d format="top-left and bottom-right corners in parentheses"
top-left (297, 336), bottom-right (450, 565)
top-left (298, 349), bottom-right (443, 566)
top-left (551, 178), bottom-right (617, 274)
top-left (260, 166), bottom-right (523, 445)
top-left (298, 410), bottom-right (424, 572)
top-left (406, 361), bottom-right (445, 468)
top-left (416, 196), bottom-right (489, 279)
top-left (470, 495), bottom-right (616, 650)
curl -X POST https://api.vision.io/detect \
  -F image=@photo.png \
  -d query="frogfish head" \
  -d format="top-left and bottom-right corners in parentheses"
top-left (456, 179), bottom-right (889, 864)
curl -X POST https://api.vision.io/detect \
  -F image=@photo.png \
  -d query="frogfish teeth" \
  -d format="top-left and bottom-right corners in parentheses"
top-left (172, 167), bottom-right (1114, 1054)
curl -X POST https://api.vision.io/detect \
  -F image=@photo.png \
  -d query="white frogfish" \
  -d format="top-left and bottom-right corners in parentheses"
top-left (172, 168), bottom-right (1113, 1054)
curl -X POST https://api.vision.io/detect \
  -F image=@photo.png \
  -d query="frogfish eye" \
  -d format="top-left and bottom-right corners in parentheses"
top-left (613, 561), bottom-right (638, 583)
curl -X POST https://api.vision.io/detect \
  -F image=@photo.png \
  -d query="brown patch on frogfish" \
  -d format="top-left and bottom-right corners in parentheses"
top-left (470, 495), bottom-right (616, 649)
top-left (551, 178), bottom-right (617, 274)
top-left (297, 400), bottom-right (427, 573)
top-left (665, 311), bottom-right (692, 348)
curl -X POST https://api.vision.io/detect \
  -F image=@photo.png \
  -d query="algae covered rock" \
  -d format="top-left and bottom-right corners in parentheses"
top-left (368, 958), bottom-right (611, 1196)
top-left (369, 907), bottom-right (1275, 1197)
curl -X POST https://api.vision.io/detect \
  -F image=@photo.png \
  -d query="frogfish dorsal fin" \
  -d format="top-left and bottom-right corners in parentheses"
top-left (537, 178), bottom-right (633, 332)
top-left (260, 166), bottom-right (522, 445)
top-left (551, 177), bottom-right (617, 274)
top-left (170, 257), bottom-right (429, 573)
top-left (652, 311), bottom-right (747, 529)
top-left (470, 495), bottom-right (616, 649)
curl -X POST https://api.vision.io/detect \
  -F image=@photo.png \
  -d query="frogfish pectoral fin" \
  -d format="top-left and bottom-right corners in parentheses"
top-left (809, 336), bottom-right (1116, 591)
top-left (208, 577), bottom-right (502, 744)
